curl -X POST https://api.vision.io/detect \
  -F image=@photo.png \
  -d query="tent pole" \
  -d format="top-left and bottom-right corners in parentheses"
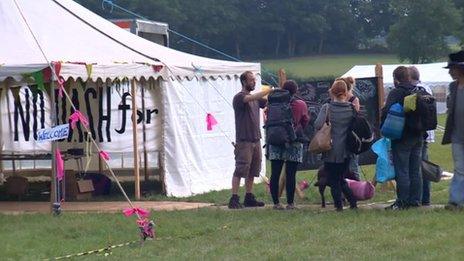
top-left (49, 81), bottom-right (59, 214)
top-left (141, 80), bottom-right (148, 183)
top-left (5, 84), bottom-right (16, 173)
top-left (0, 84), bottom-right (4, 181)
top-left (131, 78), bottom-right (141, 200)
top-left (159, 80), bottom-right (166, 195)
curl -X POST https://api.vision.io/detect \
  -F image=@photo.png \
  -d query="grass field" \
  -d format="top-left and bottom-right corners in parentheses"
top-left (261, 54), bottom-right (403, 79)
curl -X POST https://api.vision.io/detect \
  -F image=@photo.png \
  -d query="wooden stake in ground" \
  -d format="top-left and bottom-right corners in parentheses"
top-left (375, 63), bottom-right (395, 192)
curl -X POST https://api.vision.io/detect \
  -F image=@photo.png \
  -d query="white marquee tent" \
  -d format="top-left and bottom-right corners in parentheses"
top-left (342, 63), bottom-right (453, 113)
top-left (0, 0), bottom-right (264, 197)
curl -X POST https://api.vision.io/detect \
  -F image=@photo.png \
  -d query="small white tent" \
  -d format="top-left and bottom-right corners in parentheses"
top-left (0, 0), bottom-right (264, 197)
top-left (342, 63), bottom-right (452, 113)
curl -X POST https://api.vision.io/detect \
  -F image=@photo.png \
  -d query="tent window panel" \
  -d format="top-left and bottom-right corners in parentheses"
top-left (34, 160), bottom-right (51, 169)
top-left (19, 160), bottom-right (35, 170)
top-left (3, 161), bottom-right (13, 171)
top-left (140, 151), bottom-right (159, 169)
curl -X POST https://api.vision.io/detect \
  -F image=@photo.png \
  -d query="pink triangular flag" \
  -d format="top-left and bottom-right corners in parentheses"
top-left (55, 148), bottom-right (64, 181)
top-left (69, 110), bottom-right (89, 129)
top-left (206, 113), bottom-right (218, 131)
top-left (99, 150), bottom-right (110, 161)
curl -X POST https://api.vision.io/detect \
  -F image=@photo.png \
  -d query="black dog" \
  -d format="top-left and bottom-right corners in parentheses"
top-left (314, 165), bottom-right (359, 208)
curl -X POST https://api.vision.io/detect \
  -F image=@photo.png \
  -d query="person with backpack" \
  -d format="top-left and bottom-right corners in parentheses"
top-left (409, 66), bottom-right (435, 206)
top-left (442, 51), bottom-right (464, 211)
top-left (267, 80), bottom-right (309, 210)
top-left (228, 71), bottom-right (271, 209)
top-left (381, 66), bottom-right (424, 210)
top-left (314, 80), bottom-right (357, 211)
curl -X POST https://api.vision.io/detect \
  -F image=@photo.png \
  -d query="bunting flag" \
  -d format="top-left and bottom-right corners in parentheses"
top-left (55, 148), bottom-right (64, 181)
top-left (32, 71), bottom-right (46, 92)
top-left (123, 207), bottom-right (150, 218)
top-left (99, 150), bottom-right (110, 161)
top-left (57, 77), bottom-right (65, 98)
top-left (85, 64), bottom-right (93, 79)
top-left (206, 113), bottom-right (218, 131)
top-left (152, 65), bottom-right (163, 72)
top-left (69, 110), bottom-right (89, 129)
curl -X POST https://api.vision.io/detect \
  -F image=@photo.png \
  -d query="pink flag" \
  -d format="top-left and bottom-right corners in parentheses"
top-left (206, 113), bottom-right (218, 131)
top-left (69, 110), bottom-right (89, 129)
top-left (123, 207), bottom-right (150, 218)
top-left (57, 77), bottom-right (65, 98)
top-left (55, 148), bottom-right (64, 181)
top-left (99, 150), bottom-right (110, 161)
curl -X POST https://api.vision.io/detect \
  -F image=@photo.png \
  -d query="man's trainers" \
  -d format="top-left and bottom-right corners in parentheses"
top-left (228, 195), bottom-right (243, 209)
top-left (273, 203), bottom-right (285, 210)
top-left (243, 193), bottom-right (265, 207)
top-left (385, 202), bottom-right (405, 210)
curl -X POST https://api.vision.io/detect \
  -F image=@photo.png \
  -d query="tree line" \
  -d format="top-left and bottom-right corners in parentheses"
top-left (77, 0), bottom-right (464, 63)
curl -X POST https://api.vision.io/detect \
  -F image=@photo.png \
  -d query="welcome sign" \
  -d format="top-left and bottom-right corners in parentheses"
top-left (37, 124), bottom-right (69, 142)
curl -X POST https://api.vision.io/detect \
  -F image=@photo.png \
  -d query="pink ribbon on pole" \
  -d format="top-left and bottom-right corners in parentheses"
top-left (57, 77), bottom-right (65, 98)
top-left (123, 207), bottom-right (150, 218)
top-left (69, 110), bottom-right (89, 129)
top-left (99, 150), bottom-right (110, 161)
top-left (55, 148), bottom-right (64, 181)
top-left (206, 113), bottom-right (218, 131)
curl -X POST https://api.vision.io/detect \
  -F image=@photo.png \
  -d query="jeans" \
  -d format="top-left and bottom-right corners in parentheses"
top-left (349, 154), bottom-right (361, 180)
top-left (449, 143), bottom-right (464, 205)
top-left (324, 160), bottom-right (357, 210)
top-left (422, 142), bottom-right (431, 205)
top-left (392, 138), bottom-right (423, 206)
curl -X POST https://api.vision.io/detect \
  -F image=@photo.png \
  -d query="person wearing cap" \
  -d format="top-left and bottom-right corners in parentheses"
top-left (408, 66), bottom-right (435, 206)
top-left (443, 51), bottom-right (464, 210)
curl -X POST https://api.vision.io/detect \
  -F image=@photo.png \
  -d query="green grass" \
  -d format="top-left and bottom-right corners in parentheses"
top-left (261, 54), bottom-right (402, 79)
top-left (2, 207), bottom-right (464, 260)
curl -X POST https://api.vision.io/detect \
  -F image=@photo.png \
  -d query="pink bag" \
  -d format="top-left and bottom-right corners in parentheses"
top-left (345, 179), bottom-right (375, 201)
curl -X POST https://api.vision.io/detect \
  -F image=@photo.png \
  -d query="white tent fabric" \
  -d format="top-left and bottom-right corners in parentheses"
top-left (0, 0), bottom-right (264, 197)
top-left (342, 62), bottom-right (452, 84)
top-left (342, 63), bottom-right (452, 114)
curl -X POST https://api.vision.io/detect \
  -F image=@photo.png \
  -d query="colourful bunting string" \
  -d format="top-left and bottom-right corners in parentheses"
top-left (69, 110), bottom-right (89, 129)
top-left (206, 113), bottom-right (218, 131)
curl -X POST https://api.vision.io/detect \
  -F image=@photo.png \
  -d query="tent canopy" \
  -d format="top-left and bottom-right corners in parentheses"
top-left (0, 0), bottom-right (260, 81)
top-left (342, 62), bottom-right (452, 85)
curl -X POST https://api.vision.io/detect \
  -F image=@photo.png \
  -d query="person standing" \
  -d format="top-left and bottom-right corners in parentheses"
top-left (381, 66), bottom-right (423, 210)
top-left (408, 66), bottom-right (435, 206)
top-left (442, 51), bottom-right (464, 210)
top-left (268, 80), bottom-right (309, 210)
top-left (228, 71), bottom-right (270, 209)
top-left (314, 80), bottom-right (357, 211)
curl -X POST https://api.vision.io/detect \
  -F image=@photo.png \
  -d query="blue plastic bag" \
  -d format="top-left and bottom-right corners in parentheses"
top-left (381, 103), bottom-right (404, 140)
top-left (372, 137), bottom-right (395, 183)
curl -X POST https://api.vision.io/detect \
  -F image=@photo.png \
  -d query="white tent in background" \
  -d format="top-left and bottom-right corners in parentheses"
top-left (342, 63), bottom-right (452, 113)
top-left (0, 0), bottom-right (264, 197)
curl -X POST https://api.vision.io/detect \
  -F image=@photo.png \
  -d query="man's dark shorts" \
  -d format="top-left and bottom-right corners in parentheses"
top-left (233, 141), bottom-right (262, 178)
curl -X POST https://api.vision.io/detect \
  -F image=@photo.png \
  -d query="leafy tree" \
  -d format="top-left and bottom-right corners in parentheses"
top-left (387, 0), bottom-right (462, 63)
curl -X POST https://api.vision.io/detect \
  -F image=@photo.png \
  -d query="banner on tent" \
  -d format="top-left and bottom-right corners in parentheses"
top-left (297, 77), bottom-right (381, 170)
top-left (0, 80), bottom-right (162, 153)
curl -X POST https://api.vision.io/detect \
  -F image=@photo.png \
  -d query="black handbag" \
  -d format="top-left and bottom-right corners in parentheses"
top-left (421, 160), bottom-right (442, 182)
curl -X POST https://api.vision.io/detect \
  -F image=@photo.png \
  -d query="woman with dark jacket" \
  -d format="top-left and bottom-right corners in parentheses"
top-left (443, 51), bottom-right (464, 210)
top-left (268, 80), bottom-right (310, 210)
top-left (314, 80), bottom-right (357, 211)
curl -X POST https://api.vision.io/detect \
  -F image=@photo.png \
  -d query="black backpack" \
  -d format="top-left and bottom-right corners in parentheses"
top-left (265, 89), bottom-right (296, 146)
top-left (405, 86), bottom-right (437, 132)
top-left (346, 106), bottom-right (374, 154)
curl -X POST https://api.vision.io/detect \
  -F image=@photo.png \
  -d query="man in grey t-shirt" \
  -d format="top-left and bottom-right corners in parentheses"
top-left (228, 71), bottom-right (269, 209)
